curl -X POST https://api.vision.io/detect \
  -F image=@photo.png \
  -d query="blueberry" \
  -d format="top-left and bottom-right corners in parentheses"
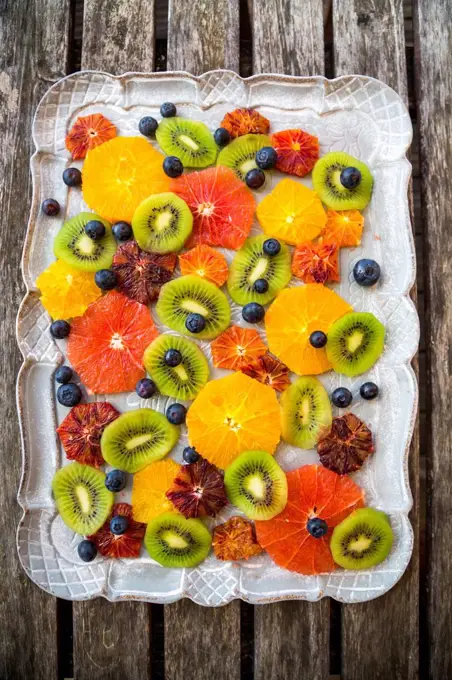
top-left (245, 168), bottom-right (266, 189)
top-left (57, 383), bottom-right (82, 407)
top-left (112, 221), bottom-right (133, 241)
top-left (340, 166), bottom-right (362, 189)
top-left (163, 156), bottom-right (184, 178)
top-left (136, 378), bottom-right (157, 399)
top-left (50, 319), bottom-right (71, 339)
top-left (307, 518), bottom-right (328, 539)
top-left (331, 387), bottom-right (353, 408)
top-left (78, 540), bottom-right (97, 562)
top-left (185, 313), bottom-right (206, 334)
top-left (256, 146), bottom-right (278, 170)
top-left (94, 269), bottom-right (117, 291)
top-left (309, 331), bottom-right (327, 348)
top-left (253, 278), bottom-right (269, 294)
top-left (360, 382), bottom-right (379, 400)
top-left (110, 515), bottom-right (129, 535)
top-left (139, 116), bottom-right (158, 137)
top-left (353, 259), bottom-right (381, 287)
top-left (62, 167), bottom-right (82, 187)
top-left (166, 403), bottom-right (187, 425)
top-left (263, 238), bottom-right (281, 256)
top-left (165, 349), bottom-right (182, 367)
top-left (242, 302), bottom-right (265, 324)
top-left (183, 446), bottom-right (200, 464)
top-left (85, 220), bottom-right (106, 240)
top-left (105, 469), bottom-right (127, 493)
top-left (55, 366), bottom-right (73, 384)
top-left (42, 198), bottom-right (60, 216)
top-left (160, 102), bottom-right (177, 118)
top-left (214, 127), bottom-right (231, 147)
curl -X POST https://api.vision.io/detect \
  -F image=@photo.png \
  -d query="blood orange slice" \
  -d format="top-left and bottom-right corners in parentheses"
top-left (89, 503), bottom-right (146, 559)
top-left (67, 291), bottom-right (158, 394)
top-left (292, 241), bottom-right (340, 284)
top-left (220, 108), bottom-right (270, 138)
top-left (57, 402), bottom-right (119, 467)
top-left (255, 465), bottom-right (365, 575)
top-left (66, 113), bottom-right (116, 160)
top-left (211, 325), bottom-right (267, 370)
top-left (179, 245), bottom-right (229, 286)
top-left (270, 129), bottom-right (319, 177)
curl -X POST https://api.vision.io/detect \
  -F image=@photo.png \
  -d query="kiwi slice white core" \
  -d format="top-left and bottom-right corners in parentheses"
top-left (179, 134), bottom-right (199, 151)
top-left (76, 485), bottom-right (91, 514)
top-left (78, 234), bottom-right (96, 255)
top-left (246, 474), bottom-right (266, 500)
top-left (125, 433), bottom-right (153, 451)
top-left (181, 300), bottom-right (209, 315)
top-left (164, 530), bottom-right (189, 549)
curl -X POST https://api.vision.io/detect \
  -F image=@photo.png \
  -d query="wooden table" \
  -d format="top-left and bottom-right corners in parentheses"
top-left (0, 0), bottom-right (450, 678)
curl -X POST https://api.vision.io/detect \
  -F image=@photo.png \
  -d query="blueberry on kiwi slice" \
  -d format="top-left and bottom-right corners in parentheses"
top-left (217, 134), bottom-right (271, 182)
top-left (312, 151), bottom-right (373, 210)
top-left (54, 211), bottom-right (117, 272)
top-left (156, 117), bottom-right (217, 168)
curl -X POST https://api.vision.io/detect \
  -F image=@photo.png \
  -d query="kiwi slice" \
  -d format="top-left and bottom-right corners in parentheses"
top-left (280, 377), bottom-right (332, 450)
top-left (54, 212), bottom-right (117, 271)
top-left (217, 134), bottom-right (271, 181)
top-left (156, 275), bottom-right (231, 340)
top-left (132, 192), bottom-right (193, 254)
top-left (330, 508), bottom-right (393, 570)
top-left (52, 462), bottom-right (114, 535)
top-left (326, 312), bottom-right (385, 377)
top-left (144, 334), bottom-right (209, 400)
top-left (228, 235), bottom-right (292, 305)
top-left (145, 512), bottom-right (212, 567)
top-left (156, 117), bottom-right (217, 168)
top-left (224, 450), bottom-right (288, 520)
top-left (100, 408), bottom-right (179, 473)
top-left (312, 151), bottom-right (373, 210)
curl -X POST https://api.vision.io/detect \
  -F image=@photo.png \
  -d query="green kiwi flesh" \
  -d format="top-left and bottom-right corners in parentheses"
top-left (100, 408), bottom-right (179, 473)
top-left (52, 462), bottom-right (114, 535)
top-left (330, 508), bottom-right (393, 570)
top-left (156, 117), bottom-right (217, 168)
top-left (228, 235), bottom-right (292, 305)
top-left (144, 512), bottom-right (212, 567)
top-left (280, 377), bottom-right (332, 449)
top-left (326, 312), bottom-right (385, 377)
top-left (132, 192), bottom-right (193, 253)
top-left (54, 212), bottom-right (116, 271)
top-left (217, 134), bottom-right (271, 181)
top-left (143, 334), bottom-right (209, 400)
top-left (156, 275), bottom-right (231, 340)
top-left (312, 151), bottom-right (373, 210)
top-left (224, 450), bottom-right (288, 520)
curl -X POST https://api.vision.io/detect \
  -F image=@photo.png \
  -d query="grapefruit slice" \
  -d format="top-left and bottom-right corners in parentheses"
top-left (255, 465), bottom-right (365, 575)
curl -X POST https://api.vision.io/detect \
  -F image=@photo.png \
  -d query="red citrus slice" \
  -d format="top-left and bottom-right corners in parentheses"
top-left (211, 325), bottom-right (267, 370)
top-left (66, 113), bottom-right (116, 160)
top-left (213, 517), bottom-right (263, 561)
top-left (89, 503), bottom-right (146, 559)
top-left (220, 108), bottom-right (270, 138)
top-left (179, 245), bottom-right (229, 286)
top-left (67, 291), bottom-right (158, 394)
top-left (112, 241), bottom-right (176, 304)
top-left (270, 129), bottom-right (319, 177)
top-left (255, 465), bottom-right (365, 575)
top-left (292, 241), bottom-right (340, 284)
top-left (57, 403), bottom-right (119, 467)
top-left (322, 209), bottom-right (364, 247)
top-left (239, 352), bottom-right (291, 392)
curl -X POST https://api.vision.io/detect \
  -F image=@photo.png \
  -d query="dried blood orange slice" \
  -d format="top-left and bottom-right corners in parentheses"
top-left (36, 260), bottom-right (101, 320)
top-left (166, 459), bottom-right (228, 518)
top-left (240, 352), bottom-right (291, 392)
top-left (211, 325), bottom-right (267, 370)
top-left (57, 403), bottom-right (119, 467)
top-left (292, 241), bottom-right (340, 284)
top-left (171, 166), bottom-right (255, 249)
top-left (270, 129), bottom-right (319, 177)
top-left (67, 291), bottom-right (158, 394)
top-left (220, 108), bottom-right (270, 138)
top-left (66, 113), bottom-right (116, 160)
top-left (132, 459), bottom-right (181, 523)
top-left (322, 209), bottom-right (364, 248)
top-left (89, 503), bottom-right (146, 559)
top-left (317, 413), bottom-right (374, 474)
top-left (265, 285), bottom-right (352, 375)
top-left (255, 465), bottom-right (365, 575)
top-left (179, 245), bottom-right (228, 287)
top-left (186, 372), bottom-right (281, 469)
top-left (112, 241), bottom-right (176, 304)
top-left (213, 516), bottom-right (263, 561)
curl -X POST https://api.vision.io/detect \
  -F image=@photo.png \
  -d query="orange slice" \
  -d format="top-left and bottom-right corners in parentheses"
top-left (265, 285), bottom-right (352, 375)
top-left (132, 459), bottom-right (181, 523)
top-left (82, 136), bottom-right (170, 223)
top-left (179, 245), bottom-right (228, 287)
top-left (36, 260), bottom-right (101, 320)
top-left (186, 372), bottom-right (281, 469)
top-left (256, 178), bottom-right (326, 245)
top-left (292, 242), bottom-right (340, 284)
top-left (322, 209), bottom-right (364, 247)
top-left (66, 113), bottom-right (116, 160)
top-left (211, 325), bottom-right (267, 370)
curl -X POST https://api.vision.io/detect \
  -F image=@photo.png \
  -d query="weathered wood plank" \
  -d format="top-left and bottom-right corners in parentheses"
top-left (333, 2), bottom-right (419, 679)
top-left (167, 0), bottom-right (240, 74)
top-left (250, 0), bottom-right (325, 75)
top-left (413, 1), bottom-right (452, 678)
top-left (0, 1), bottom-right (70, 678)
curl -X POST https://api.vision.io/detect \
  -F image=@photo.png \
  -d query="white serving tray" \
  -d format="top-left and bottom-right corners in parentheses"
top-left (16, 70), bottom-right (418, 605)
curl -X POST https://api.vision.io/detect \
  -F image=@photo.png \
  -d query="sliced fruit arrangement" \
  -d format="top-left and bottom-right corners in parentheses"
top-left (144, 512), bottom-right (212, 567)
top-left (280, 377), bottom-right (332, 449)
top-left (156, 117), bottom-right (217, 168)
top-left (37, 260), bottom-right (101, 319)
top-left (67, 291), bottom-right (158, 393)
top-left (179, 245), bottom-right (228, 286)
top-left (255, 465), bottom-right (365, 575)
top-left (66, 113), bottom-right (116, 160)
top-left (213, 516), bottom-right (263, 561)
top-left (270, 129), bottom-right (319, 177)
top-left (143, 334), bottom-right (209, 400)
top-left (312, 151), bottom-right (373, 210)
top-left (220, 108), bottom-right (270, 138)
top-left (166, 458), bottom-right (228, 518)
top-left (186, 372), bottom-right (281, 469)
top-left (54, 212), bottom-right (117, 272)
top-left (217, 134), bottom-right (271, 181)
top-left (132, 459), bottom-right (181, 523)
top-left (211, 325), bottom-right (267, 370)
top-left (330, 507), bottom-right (393, 570)
top-left (326, 312), bottom-right (385, 376)
top-left (112, 241), bottom-right (177, 304)
top-left (323, 209), bottom-right (364, 247)
top-left (89, 502), bottom-right (146, 558)
top-left (227, 235), bottom-right (292, 305)
top-left (256, 178), bottom-right (326, 245)
top-left (100, 408), bottom-right (179, 473)
top-left (292, 241), bottom-right (340, 284)
top-left (57, 403), bottom-right (119, 467)
top-left (317, 413), bottom-right (374, 474)
top-left (132, 192), bottom-right (193, 253)
top-left (239, 352), bottom-right (291, 392)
